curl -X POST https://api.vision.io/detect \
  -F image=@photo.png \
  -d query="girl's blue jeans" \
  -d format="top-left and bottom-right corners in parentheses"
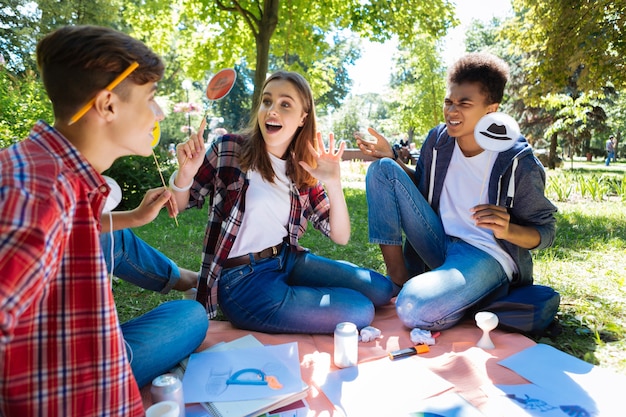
top-left (217, 244), bottom-right (393, 334)
top-left (366, 158), bottom-right (509, 331)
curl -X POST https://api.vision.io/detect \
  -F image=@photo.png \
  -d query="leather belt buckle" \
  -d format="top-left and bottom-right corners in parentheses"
top-left (271, 245), bottom-right (278, 257)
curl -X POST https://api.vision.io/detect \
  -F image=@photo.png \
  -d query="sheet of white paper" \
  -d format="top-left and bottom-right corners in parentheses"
top-left (320, 357), bottom-right (454, 416)
top-left (205, 334), bottom-right (263, 352)
top-left (409, 392), bottom-right (486, 417)
top-left (498, 344), bottom-right (625, 416)
top-left (183, 342), bottom-right (303, 403)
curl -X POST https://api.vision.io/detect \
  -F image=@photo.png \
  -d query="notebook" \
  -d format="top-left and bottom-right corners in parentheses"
top-left (183, 336), bottom-right (309, 417)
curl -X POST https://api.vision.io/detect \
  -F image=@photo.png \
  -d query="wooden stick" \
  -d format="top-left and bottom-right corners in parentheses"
top-left (152, 151), bottom-right (179, 227)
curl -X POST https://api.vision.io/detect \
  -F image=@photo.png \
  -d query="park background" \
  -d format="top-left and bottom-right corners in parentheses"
top-left (1, 1), bottom-right (625, 374)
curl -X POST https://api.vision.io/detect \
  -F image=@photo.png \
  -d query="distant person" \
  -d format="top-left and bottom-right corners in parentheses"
top-left (355, 52), bottom-right (557, 331)
top-left (0, 25), bottom-right (207, 416)
top-left (170, 70), bottom-right (393, 333)
top-left (606, 135), bottom-right (616, 166)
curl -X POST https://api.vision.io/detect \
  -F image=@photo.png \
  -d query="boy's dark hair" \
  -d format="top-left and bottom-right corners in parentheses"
top-left (447, 52), bottom-right (509, 105)
top-left (36, 25), bottom-right (165, 121)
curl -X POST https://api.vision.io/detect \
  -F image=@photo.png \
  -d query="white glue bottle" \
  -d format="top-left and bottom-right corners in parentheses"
top-left (334, 322), bottom-right (358, 368)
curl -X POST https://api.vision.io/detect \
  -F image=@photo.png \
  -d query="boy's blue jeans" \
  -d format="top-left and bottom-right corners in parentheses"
top-left (100, 228), bottom-right (181, 293)
top-left (121, 300), bottom-right (208, 387)
top-left (365, 159), bottom-right (509, 331)
top-left (217, 243), bottom-right (393, 334)
top-left (100, 229), bottom-right (208, 387)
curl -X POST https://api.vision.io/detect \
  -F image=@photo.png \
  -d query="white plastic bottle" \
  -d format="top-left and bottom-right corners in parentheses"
top-left (334, 322), bottom-right (358, 368)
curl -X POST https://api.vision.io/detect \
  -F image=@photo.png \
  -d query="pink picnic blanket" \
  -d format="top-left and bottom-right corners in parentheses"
top-left (141, 301), bottom-right (535, 414)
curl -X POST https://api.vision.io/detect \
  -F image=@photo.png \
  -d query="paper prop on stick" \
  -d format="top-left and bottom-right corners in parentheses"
top-left (206, 68), bottom-right (237, 100)
top-left (150, 121), bottom-right (179, 226)
top-left (179, 69), bottom-right (238, 171)
top-left (474, 112), bottom-right (520, 152)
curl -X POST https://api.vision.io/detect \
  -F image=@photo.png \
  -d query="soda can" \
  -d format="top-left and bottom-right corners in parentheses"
top-left (150, 373), bottom-right (185, 417)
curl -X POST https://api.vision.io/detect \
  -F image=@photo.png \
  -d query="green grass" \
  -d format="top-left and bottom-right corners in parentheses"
top-left (113, 159), bottom-right (626, 375)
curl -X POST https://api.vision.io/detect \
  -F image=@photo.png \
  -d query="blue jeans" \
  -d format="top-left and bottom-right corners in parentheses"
top-left (121, 300), bottom-right (208, 387)
top-left (366, 159), bottom-right (509, 331)
top-left (606, 151), bottom-right (614, 166)
top-left (100, 229), bottom-right (181, 293)
top-left (217, 244), bottom-right (393, 334)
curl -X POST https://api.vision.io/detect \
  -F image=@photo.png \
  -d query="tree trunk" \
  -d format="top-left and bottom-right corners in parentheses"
top-left (548, 132), bottom-right (558, 169)
top-left (407, 126), bottom-right (415, 143)
top-left (252, 0), bottom-right (280, 110)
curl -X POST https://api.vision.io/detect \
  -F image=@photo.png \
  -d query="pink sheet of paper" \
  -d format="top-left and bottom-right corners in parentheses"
top-left (142, 301), bottom-right (535, 415)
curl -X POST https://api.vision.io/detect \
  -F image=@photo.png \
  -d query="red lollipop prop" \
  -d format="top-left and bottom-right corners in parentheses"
top-left (206, 68), bottom-right (237, 100)
top-left (178, 69), bottom-right (237, 173)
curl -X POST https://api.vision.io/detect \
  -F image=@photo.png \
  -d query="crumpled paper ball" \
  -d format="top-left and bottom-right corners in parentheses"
top-left (410, 328), bottom-right (436, 345)
top-left (359, 326), bottom-right (382, 342)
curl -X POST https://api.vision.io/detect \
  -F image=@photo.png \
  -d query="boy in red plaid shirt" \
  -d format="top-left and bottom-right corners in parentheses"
top-left (0, 25), bottom-right (207, 416)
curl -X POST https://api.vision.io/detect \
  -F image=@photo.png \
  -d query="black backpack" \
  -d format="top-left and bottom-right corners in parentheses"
top-left (477, 284), bottom-right (561, 338)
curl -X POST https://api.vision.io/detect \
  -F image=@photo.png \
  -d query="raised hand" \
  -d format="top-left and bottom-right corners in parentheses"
top-left (299, 132), bottom-right (346, 185)
top-left (176, 118), bottom-right (207, 178)
top-left (354, 127), bottom-right (394, 159)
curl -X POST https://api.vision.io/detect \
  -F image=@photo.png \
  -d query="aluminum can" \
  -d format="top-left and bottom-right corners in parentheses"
top-left (150, 373), bottom-right (185, 417)
top-left (334, 321), bottom-right (358, 368)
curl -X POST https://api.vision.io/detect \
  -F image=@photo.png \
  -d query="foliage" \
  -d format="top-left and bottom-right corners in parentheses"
top-left (304, 33), bottom-right (362, 111)
top-left (330, 93), bottom-right (397, 147)
top-left (389, 34), bottom-right (446, 141)
top-left (541, 92), bottom-right (608, 157)
top-left (1, 0), bottom-right (123, 72)
top-left (175, 0), bottom-right (457, 106)
top-left (506, 0), bottom-right (626, 100)
top-left (0, 67), bottom-right (52, 148)
top-left (603, 89), bottom-right (626, 146)
top-left (546, 170), bottom-right (626, 203)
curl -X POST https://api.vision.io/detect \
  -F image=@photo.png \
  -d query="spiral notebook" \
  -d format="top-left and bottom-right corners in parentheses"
top-left (183, 335), bottom-right (309, 417)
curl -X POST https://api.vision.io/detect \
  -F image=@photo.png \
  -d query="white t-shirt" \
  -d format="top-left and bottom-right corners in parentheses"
top-left (439, 141), bottom-right (517, 279)
top-left (228, 153), bottom-right (290, 258)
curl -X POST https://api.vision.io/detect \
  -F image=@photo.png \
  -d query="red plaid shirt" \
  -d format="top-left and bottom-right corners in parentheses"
top-left (0, 121), bottom-right (144, 416)
top-left (189, 134), bottom-right (331, 313)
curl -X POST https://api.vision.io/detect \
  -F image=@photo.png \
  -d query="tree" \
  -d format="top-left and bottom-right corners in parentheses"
top-left (180, 0), bottom-right (457, 107)
top-left (506, 0), bottom-right (626, 100)
top-left (389, 35), bottom-right (446, 142)
top-left (0, 0), bottom-right (122, 72)
top-left (542, 92), bottom-right (607, 168)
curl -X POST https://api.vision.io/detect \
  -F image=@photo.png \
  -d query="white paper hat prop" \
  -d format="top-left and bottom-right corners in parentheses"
top-left (474, 112), bottom-right (520, 152)
top-left (102, 175), bottom-right (122, 212)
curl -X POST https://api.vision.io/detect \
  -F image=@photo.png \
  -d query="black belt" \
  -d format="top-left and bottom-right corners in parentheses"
top-left (222, 243), bottom-right (283, 269)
